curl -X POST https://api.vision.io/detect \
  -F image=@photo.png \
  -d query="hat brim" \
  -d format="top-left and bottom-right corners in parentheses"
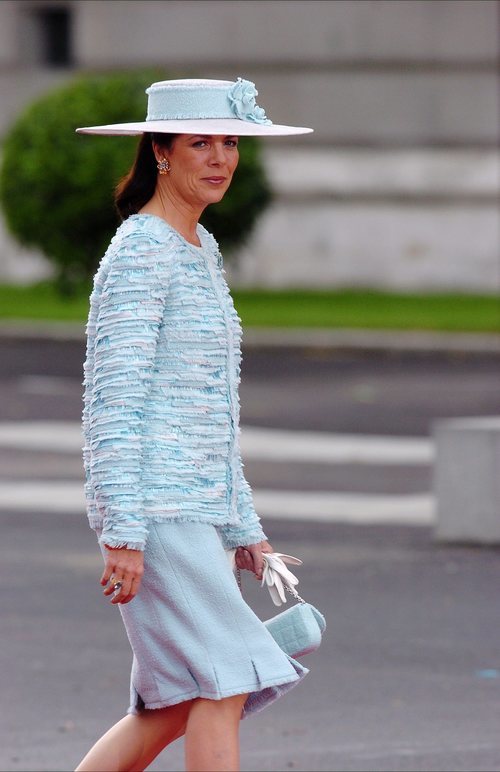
top-left (75, 118), bottom-right (313, 137)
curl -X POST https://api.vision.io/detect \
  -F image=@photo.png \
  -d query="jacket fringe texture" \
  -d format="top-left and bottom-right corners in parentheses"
top-left (82, 214), bottom-right (266, 551)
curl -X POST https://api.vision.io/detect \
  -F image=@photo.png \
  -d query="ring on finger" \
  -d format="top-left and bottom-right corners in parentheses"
top-left (112, 580), bottom-right (123, 592)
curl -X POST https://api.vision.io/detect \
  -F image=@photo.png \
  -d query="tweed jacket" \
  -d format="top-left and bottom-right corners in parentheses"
top-left (82, 213), bottom-right (266, 551)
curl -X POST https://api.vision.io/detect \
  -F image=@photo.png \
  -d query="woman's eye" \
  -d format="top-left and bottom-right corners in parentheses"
top-left (192, 138), bottom-right (237, 149)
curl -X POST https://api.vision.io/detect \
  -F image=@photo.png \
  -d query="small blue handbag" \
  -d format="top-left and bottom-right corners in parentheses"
top-left (264, 600), bottom-right (326, 658)
top-left (236, 551), bottom-right (326, 659)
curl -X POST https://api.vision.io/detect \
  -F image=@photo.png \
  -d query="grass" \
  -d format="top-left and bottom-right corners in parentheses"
top-left (232, 290), bottom-right (500, 332)
top-left (0, 282), bottom-right (499, 332)
top-left (0, 282), bottom-right (90, 322)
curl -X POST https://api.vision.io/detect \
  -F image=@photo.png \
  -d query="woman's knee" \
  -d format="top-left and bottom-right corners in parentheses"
top-left (140, 700), bottom-right (192, 744)
top-left (221, 692), bottom-right (248, 715)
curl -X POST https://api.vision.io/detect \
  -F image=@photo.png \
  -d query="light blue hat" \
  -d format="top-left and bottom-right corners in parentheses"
top-left (76, 77), bottom-right (313, 137)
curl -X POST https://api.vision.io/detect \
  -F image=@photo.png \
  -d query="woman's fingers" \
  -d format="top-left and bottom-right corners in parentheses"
top-left (245, 544), bottom-right (265, 581)
top-left (104, 574), bottom-right (141, 604)
top-left (103, 569), bottom-right (127, 600)
top-left (118, 579), bottom-right (137, 605)
top-left (235, 541), bottom-right (274, 580)
top-left (102, 575), bottom-right (123, 597)
top-left (253, 553), bottom-right (265, 581)
top-left (99, 547), bottom-right (144, 604)
top-left (110, 576), bottom-right (136, 605)
top-left (100, 564), bottom-right (112, 587)
top-left (235, 547), bottom-right (253, 573)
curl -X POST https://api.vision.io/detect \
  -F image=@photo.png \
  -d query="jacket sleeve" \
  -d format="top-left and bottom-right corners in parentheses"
top-left (218, 455), bottom-right (267, 549)
top-left (88, 231), bottom-right (172, 551)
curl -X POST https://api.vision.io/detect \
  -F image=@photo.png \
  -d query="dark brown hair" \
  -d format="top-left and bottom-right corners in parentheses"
top-left (114, 132), bottom-right (177, 220)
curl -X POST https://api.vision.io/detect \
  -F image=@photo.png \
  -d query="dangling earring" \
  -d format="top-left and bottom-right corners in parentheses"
top-left (157, 158), bottom-right (171, 174)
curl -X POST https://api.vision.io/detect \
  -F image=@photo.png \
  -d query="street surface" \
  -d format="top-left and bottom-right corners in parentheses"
top-left (1, 338), bottom-right (500, 771)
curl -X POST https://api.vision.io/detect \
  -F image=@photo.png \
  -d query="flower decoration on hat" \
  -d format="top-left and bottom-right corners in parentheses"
top-left (228, 78), bottom-right (272, 125)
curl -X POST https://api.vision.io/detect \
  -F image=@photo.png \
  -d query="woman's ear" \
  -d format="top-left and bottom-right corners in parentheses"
top-left (151, 141), bottom-right (162, 165)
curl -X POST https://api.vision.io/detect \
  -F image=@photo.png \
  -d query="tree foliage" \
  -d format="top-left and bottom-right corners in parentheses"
top-left (0, 70), bottom-right (271, 292)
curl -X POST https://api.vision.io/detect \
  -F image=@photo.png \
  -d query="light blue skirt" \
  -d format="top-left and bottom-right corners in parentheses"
top-left (98, 521), bottom-right (307, 718)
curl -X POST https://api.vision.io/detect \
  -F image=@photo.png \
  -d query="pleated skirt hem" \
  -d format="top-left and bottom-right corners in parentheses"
top-left (127, 667), bottom-right (304, 718)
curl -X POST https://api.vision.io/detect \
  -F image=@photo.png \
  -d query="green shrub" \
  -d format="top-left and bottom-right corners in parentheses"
top-left (0, 70), bottom-right (271, 293)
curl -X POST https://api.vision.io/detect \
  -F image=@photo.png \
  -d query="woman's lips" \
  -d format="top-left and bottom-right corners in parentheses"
top-left (203, 177), bottom-right (226, 183)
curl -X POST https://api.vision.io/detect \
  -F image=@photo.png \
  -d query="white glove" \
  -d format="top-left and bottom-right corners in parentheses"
top-left (262, 552), bottom-right (303, 606)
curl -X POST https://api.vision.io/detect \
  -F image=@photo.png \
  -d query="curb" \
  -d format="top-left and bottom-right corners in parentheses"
top-left (0, 321), bottom-right (499, 354)
top-left (242, 327), bottom-right (500, 354)
top-left (0, 321), bottom-right (86, 341)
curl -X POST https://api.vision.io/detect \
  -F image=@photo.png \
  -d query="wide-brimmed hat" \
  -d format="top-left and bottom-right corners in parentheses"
top-left (76, 77), bottom-right (313, 137)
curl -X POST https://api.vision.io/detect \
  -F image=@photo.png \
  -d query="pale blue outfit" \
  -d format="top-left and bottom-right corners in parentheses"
top-left (83, 214), bottom-right (307, 716)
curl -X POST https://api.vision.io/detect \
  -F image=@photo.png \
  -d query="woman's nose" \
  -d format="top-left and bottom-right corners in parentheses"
top-left (208, 143), bottom-right (225, 165)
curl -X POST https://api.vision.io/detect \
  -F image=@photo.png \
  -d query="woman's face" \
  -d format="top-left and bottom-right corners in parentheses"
top-left (159, 134), bottom-right (239, 210)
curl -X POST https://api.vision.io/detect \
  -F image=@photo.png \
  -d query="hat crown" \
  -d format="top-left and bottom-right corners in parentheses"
top-left (145, 77), bottom-right (271, 125)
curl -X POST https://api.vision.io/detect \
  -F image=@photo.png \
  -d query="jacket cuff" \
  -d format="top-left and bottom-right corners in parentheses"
top-left (219, 524), bottom-right (267, 550)
top-left (99, 530), bottom-right (147, 552)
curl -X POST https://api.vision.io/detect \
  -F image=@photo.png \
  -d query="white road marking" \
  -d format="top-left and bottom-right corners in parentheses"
top-left (253, 490), bottom-right (434, 525)
top-left (0, 420), bottom-right (435, 524)
top-left (0, 421), bottom-right (82, 452)
top-left (240, 426), bottom-right (433, 465)
top-left (0, 421), bottom-right (433, 465)
top-left (0, 481), bottom-right (85, 513)
top-left (0, 480), bottom-right (435, 524)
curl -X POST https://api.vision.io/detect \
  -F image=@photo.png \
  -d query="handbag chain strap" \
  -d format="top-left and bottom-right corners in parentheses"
top-left (236, 566), bottom-right (306, 604)
top-left (284, 582), bottom-right (306, 604)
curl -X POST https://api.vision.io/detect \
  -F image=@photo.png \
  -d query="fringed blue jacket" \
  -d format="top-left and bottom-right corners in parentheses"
top-left (82, 214), bottom-right (266, 551)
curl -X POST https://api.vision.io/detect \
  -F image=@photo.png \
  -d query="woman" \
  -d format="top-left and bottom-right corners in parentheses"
top-left (76, 77), bottom-right (313, 772)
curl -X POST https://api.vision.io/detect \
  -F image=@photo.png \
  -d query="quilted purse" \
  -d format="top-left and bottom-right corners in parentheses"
top-left (234, 551), bottom-right (326, 659)
top-left (264, 601), bottom-right (326, 658)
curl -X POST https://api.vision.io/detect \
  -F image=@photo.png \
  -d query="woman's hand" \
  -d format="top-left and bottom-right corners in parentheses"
top-left (235, 540), bottom-right (273, 581)
top-left (100, 546), bottom-right (144, 604)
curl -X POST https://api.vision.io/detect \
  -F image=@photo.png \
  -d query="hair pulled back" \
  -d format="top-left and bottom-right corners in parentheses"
top-left (114, 132), bottom-right (177, 220)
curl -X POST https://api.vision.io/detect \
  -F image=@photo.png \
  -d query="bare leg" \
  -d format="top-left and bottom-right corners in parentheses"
top-left (75, 700), bottom-right (192, 772)
top-left (184, 693), bottom-right (248, 772)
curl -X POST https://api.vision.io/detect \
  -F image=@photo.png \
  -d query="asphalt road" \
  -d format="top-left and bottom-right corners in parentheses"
top-left (3, 338), bottom-right (500, 435)
top-left (1, 339), bottom-right (500, 772)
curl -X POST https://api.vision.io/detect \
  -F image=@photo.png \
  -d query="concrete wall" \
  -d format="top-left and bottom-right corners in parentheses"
top-left (0, 0), bottom-right (498, 289)
top-left (73, 0), bottom-right (497, 68)
top-left (235, 147), bottom-right (500, 290)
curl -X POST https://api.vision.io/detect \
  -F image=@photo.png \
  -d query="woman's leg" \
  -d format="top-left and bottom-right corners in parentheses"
top-left (184, 693), bottom-right (248, 772)
top-left (75, 700), bottom-right (192, 772)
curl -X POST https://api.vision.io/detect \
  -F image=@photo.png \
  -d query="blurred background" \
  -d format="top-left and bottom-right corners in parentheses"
top-left (0, 0), bottom-right (498, 291)
top-left (1, 2), bottom-right (500, 772)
